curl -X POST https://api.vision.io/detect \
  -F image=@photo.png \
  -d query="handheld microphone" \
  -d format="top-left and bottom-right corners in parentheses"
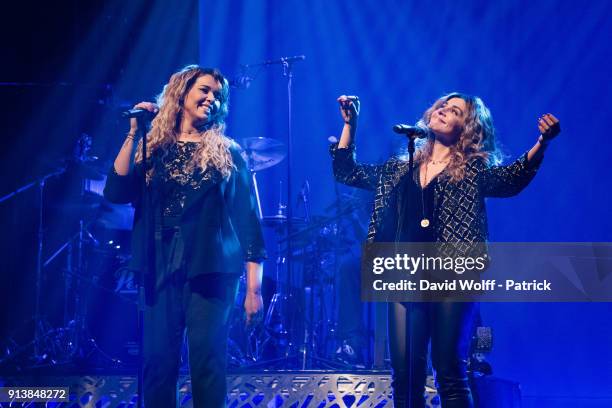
top-left (122, 108), bottom-right (157, 119)
top-left (121, 100), bottom-right (220, 120)
top-left (392, 124), bottom-right (429, 139)
top-left (210, 99), bottom-right (221, 115)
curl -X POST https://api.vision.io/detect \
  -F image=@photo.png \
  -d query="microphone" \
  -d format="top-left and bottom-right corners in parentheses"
top-left (392, 124), bottom-right (429, 139)
top-left (242, 55), bottom-right (306, 68)
top-left (121, 100), bottom-right (220, 119)
top-left (210, 99), bottom-right (221, 115)
top-left (122, 108), bottom-right (157, 119)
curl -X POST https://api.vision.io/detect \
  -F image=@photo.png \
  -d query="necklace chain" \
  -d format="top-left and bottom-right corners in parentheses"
top-left (421, 164), bottom-right (430, 228)
top-left (420, 157), bottom-right (448, 228)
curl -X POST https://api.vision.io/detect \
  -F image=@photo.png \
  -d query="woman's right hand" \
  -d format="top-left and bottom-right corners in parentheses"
top-left (129, 101), bottom-right (159, 133)
top-left (337, 95), bottom-right (360, 126)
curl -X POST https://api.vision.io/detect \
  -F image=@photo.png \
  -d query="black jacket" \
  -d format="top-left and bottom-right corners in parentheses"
top-left (104, 143), bottom-right (266, 280)
top-left (330, 143), bottom-right (542, 253)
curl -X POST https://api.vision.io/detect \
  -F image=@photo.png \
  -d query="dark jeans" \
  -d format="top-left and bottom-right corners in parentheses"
top-left (388, 302), bottom-right (476, 408)
top-left (144, 226), bottom-right (238, 408)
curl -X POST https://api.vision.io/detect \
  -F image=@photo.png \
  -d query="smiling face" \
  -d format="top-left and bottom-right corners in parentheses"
top-left (428, 96), bottom-right (468, 144)
top-left (181, 74), bottom-right (222, 127)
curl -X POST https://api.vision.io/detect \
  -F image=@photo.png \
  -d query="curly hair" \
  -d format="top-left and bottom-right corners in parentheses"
top-left (414, 92), bottom-right (503, 182)
top-left (134, 65), bottom-right (235, 180)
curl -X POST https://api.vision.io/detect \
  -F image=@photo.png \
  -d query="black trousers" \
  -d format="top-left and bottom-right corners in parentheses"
top-left (388, 302), bottom-right (476, 408)
top-left (144, 227), bottom-right (238, 408)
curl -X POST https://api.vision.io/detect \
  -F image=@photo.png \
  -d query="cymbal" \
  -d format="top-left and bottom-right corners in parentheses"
top-left (276, 215), bottom-right (340, 242)
top-left (50, 191), bottom-right (103, 213)
top-left (242, 137), bottom-right (284, 151)
top-left (240, 137), bottom-right (286, 171)
top-left (324, 194), bottom-right (367, 213)
top-left (53, 202), bottom-right (101, 214)
top-left (260, 214), bottom-right (306, 228)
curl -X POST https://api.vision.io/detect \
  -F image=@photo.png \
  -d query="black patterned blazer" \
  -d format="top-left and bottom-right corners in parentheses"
top-left (330, 143), bottom-right (543, 256)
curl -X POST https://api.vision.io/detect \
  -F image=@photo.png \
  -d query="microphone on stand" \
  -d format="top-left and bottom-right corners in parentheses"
top-left (241, 55), bottom-right (306, 69)
top-left (392, 123), bottom-right (429, 139)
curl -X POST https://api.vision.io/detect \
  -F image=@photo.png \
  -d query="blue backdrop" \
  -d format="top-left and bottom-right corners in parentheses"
top-left (0, 1), bottom-right (610, 406)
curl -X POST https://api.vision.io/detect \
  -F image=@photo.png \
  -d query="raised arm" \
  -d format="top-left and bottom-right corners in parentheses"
top-left (331, 95), bottom-right (383, 190)
top-left (480, 113), bottom-right (560, 197)
top-left (103, 102), bottom-right (158, 204)
top-left (337, 95), bottom-right (359, 149)
top-left (114, 102), bottom-right (158, 176)
top-left (526, 113), bottom-right (560, 163)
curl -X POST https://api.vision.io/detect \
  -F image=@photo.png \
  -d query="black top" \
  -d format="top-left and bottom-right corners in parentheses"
top-left (103, 142), bottom-right (267, 290)
top-left (159, 141), bottom-right (211, 217)
top-left (396, 166), bottom-right (436, 243)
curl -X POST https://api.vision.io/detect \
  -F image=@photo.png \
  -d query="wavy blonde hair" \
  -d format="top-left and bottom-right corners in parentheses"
top-left (414, 92), bottom-right (502, 182)
top-left (134, 65), bottom-right (235, 180)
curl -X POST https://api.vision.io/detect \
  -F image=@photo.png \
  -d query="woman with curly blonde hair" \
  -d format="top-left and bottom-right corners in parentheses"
top-left (331, 93), bottom-right (560, 407)
top-left (104, 65), bottom-right (266, 408)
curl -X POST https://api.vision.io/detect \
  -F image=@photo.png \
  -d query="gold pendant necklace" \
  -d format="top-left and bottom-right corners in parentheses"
top-left (421, 162), bottom-right (430, 228)
top-left (420, 157), bottom-right (448, 227)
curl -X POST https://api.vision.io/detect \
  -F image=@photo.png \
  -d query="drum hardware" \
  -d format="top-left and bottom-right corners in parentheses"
top-left (235, 178), bottom-right (356, 370)
top-left (237, 57), bottom-right (306, 367)
top-left (227, 140), bottom-right (296, 366)
top-left (241, 136), bottom-right (287, 220)
top-left (240, 137), bottom-right (287, 172)
top-left (0, 134), bottom-right (128, 369)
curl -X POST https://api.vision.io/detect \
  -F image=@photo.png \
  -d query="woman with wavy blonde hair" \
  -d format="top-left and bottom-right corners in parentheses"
top-left (414, 92), bottom-right (503, 182)
top-left (104, 65), bottom-right (266, 408)
top-left (331, 93), bottom-right (560, 407)
top-left (133, 65), bottom-right (235, 180)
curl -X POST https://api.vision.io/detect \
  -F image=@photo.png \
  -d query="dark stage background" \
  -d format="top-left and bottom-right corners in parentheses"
top-left (1, 1), bottom-right (611, 407)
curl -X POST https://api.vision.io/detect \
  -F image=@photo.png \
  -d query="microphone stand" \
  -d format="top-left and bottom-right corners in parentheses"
top-left (395, 134), bottom-right (417, 239)
top-left (407, 135), bottom-right (416, 177)
top-left (0, 167), bottom-right (66, 362)
top-left (396, 133), bottom-right (417, 408)
top-left (281, 58), bottom-right (296, 350)
top-left (235, 55), bottom-right (305, 368)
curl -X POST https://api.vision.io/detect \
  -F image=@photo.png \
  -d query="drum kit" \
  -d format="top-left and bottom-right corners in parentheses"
top-left (1, 132), bottom-right (368, 371)
top-left (222, 137), bottom-right (372, 369)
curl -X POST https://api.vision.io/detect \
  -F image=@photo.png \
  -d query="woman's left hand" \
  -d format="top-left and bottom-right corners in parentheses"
top-left (244, 290), bottom-right (264, 326)
top-left (538, 113), bottom-right (561, 142)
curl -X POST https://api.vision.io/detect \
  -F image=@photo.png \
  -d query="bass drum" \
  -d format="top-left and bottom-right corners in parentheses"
top-left (85, 227), bottom-right (139, 368)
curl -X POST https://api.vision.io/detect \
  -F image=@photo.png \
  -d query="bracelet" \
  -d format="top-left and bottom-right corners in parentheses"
top-left (126, 132), bottom-right (136, 140)
top-left (537, 135), bottom-right (550, 146)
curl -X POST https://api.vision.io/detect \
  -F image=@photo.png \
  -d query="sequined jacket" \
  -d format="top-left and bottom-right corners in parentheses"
top-left (330, 143), bottom-right (542, 252)
top-left (104, 143), bottom-right (266, 281)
